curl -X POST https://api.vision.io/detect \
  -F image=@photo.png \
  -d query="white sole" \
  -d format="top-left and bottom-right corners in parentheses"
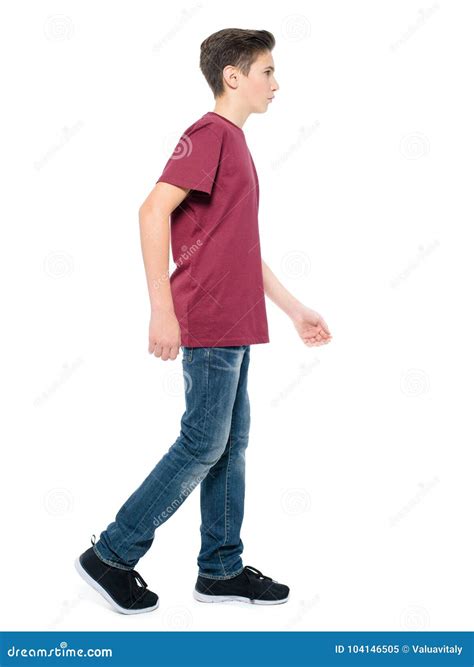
top-left (193, 589), bottom-right (289, 605)
top-left (74, 557), bottom-right (159, 615)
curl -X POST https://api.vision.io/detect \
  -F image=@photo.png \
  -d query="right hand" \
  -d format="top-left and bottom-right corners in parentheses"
top-left (148, 309), bottom-right (181, 361)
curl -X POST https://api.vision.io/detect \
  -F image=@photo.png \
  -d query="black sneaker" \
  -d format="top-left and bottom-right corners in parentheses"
top-left (193, 565), bottom-right (290, 605)
top-left (74, 535), bottom-right (159, 614)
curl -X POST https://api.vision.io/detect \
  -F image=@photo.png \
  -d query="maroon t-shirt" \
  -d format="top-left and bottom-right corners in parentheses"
top-left (155, 111), bottom-right (270, 348)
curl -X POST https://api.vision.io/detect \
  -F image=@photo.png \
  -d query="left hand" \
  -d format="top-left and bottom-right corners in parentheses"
top-left (291, 305), bottom-right (333, 347)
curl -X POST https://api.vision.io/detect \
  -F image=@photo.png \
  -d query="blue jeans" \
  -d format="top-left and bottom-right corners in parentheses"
top-left (93, 345), bottom-right (251, 580)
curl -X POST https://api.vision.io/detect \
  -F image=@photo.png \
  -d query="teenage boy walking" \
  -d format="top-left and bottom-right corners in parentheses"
top-left (75, 28), bottom-right (332, 614)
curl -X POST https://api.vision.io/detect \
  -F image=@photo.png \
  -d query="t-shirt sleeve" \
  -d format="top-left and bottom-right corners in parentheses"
top-left (155, 123), bottom-right (223, 196)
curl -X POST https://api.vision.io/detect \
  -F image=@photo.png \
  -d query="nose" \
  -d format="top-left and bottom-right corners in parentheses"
top-left (272, 78), bottom-right (280, 92)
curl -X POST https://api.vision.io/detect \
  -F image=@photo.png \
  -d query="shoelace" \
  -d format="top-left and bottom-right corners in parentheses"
top-left (129, 570), bottom-right (148, 593)
top-left (122, 569), bottom-right (149, 608)
top-left (243, 566), bottom-right (274, 583)
top-left (90, 534), bottom-right (148, 598)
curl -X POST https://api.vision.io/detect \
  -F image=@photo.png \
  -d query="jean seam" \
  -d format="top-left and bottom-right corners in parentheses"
top-left (215, 429), bottom-right (233, 576)
top-left (198, 349), bottom-right (210, 454)
top-left (198, 566), bottom-right (244, 580)
top-left (224, 431), bottom-right (233, 546)
top-left (92, 544), bottom-right (134, 571)
top-left (216, 430), bottom-right (230, 575)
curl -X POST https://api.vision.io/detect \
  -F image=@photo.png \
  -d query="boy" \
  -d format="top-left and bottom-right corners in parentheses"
top-left (75, 28), bottom-right (332, 614)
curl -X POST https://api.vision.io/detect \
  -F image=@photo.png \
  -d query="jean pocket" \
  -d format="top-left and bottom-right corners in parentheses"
top-left (181, 346), bottom-right (193, 363)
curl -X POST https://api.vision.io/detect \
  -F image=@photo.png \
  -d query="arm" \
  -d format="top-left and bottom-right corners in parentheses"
top-left (261, 259), bottom-right (303, 319)
top-left (261, 259), bottom-right (332, 347)
top-left (138, 182), bottom-right (190, 361)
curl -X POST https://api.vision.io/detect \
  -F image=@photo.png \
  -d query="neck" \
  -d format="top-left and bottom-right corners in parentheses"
top-left (211, 101), bottom-right (249, 129)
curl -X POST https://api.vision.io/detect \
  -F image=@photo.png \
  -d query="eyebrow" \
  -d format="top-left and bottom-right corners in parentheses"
top-left (264, 66), bottom-right (275, 71)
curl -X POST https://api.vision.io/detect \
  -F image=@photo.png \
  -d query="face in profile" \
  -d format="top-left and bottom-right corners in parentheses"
top-left (237, 50), bottom-right (280, 114)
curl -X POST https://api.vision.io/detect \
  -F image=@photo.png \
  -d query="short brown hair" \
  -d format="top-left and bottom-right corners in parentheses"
top-left (200, 28), bottom-right (275, 98)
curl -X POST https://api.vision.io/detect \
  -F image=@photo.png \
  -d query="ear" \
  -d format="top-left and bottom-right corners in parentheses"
top-left (222, 65), bottom-right (239, 91)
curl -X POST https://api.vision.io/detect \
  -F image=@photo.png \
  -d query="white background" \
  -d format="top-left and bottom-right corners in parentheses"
top-left (1, 0), bottom-right (473, 632)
